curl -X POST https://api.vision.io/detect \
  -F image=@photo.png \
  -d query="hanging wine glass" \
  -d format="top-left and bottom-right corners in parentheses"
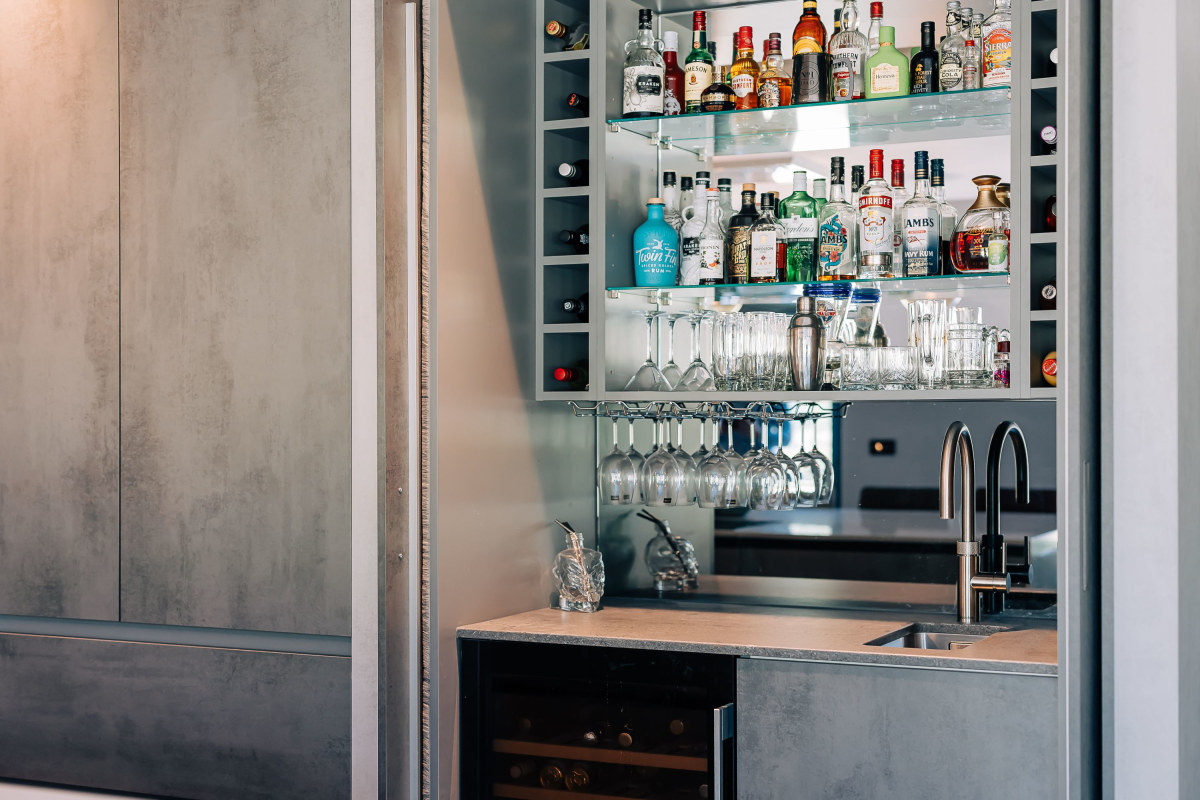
top-left (624, 311), bottom-right (672, 392)
top-left (596, 416), bottom-right (638, 505)
top-left (744, 418), bottom-right (785, 511)
top-left (773, 420), bottom-right (802, 511)
top-left (808, 415), bottom-right (836, 506)
top-left (696, 417), bottom-right (734, 509)
top-left (678, 311), bottom-right (715, 391)
top-left (666, 416), bottom-right (698, 506)
top-left (660, 314), bottom-right (685, 391)
top-left (792, 415), bottom-right (821, 508)
top-left (625, 417), bottom-right (645, 477)
top-left (639, 417), bottom-right (686, 506)
top-left (718, 417), bottom-right (747, 507)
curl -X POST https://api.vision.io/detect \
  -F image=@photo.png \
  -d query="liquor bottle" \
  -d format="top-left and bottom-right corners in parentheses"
top-left (679, 176), bottom-right (695, 225)
top-left (633, 199), bottom-right (679, 287)
top-left (911, 22), bottom-right (941, 93)
top-left (691, 171), bottom-right (711, 220)
top-left (509, 760), bottom-right (538, 780)
top-left (981, 0), bottom-right (1012, 87)
top-left (818, 157), bottom-right (857, 280)
top-left (717, 178), bottom-right (735, 233)
top-left (891, 158), bottom-right (908, 267)
top-left (729, 27), bottom-right (761, 109)
top-left (939, 1), bottom-right (967, 91)
top-left (662, 172), bottom-right (684, 233)
top-left (901, 151), bottom-right (941, 276)
top-left (857, 148), bottom-right (894, 277)
top-left (553, 361), bottom-right (589, 390)
top-left (865, 26), bottom-right (910, 98)
top-left (1044, 194), bottom-right (1057, 232)
top-left (622, 10), bottom-right (665, 118)
top-left (792, 0), bottom-right (827, 55)
top-left (829, 1), bottom-right (868, 100)
top-left (963, 31), bottom-right (981, 89)
top-left (560, 224), bottom-right (589, 254)
top-left (867, 2), bottom-right (883, 56)
top-left (684, 11), bottom-right (714, 114)
top-left (996, 182), bottom-right (1011, 206)
top-left (1041, 124), bottom-right (1058, 154)
top-left (993, 340), bottom-right (1010, 388)
top-left (561, 293), bottom-right (588, 321)
top-left (750, 192), bottom-right (784, 284)
top-left (725, 184), bottom-right (759, 284)
top-left (698, 189), bottom-right (726, 285)
top-left (700, 65), bottom-right (736, 112)
top-left (757, 34), bottom-right (792, 107)
top-left (557, 159), bottom-right (588, 186)
top-left (1039, 278), bottom-right (1057, 310)
top-left (986, 209), bottom-right (1010, 271)
top-left (793, 51), bottom-right (832, 103)
top-left (539, 762), bottom-right (568, 789)
top-left (779, 171), bottom-right (818, 283)
top-left (680, 187), bottom-right (708, 285)
top-left (834, 8), bottom-right (843, 35)
top-left (566, 92), bottom-right (589, 115)
top-left (951, 175), bottom-right (1007, 272)
top-left (1049, 47), bottom-right (1059, 76)
top-left (812, 178), bottom-right (828, 216)
top-left (545, 19), bottom-right (589, 51)
top-left (850, 165), bottom-right (865, 208)
top-left (662, 31), bottom-right (685, 116)
top-left (931, 158), bottom-right (958, 270)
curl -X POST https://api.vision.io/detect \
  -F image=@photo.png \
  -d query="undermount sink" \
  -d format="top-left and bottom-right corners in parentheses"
top-left (865, 622), bottom-right (1009, 651)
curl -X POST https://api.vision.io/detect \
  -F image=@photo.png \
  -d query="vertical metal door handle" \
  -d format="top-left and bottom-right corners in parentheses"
top-left (712, 702), bottom-right (734, 800)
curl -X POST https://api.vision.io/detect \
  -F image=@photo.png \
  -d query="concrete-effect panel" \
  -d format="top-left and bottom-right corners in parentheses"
top-left (0, 0), bottom-right (119, 619)
top-left (118, 0), bottom-right (352, 634)
top-left (737, 657), bottom-right (1057, 799)
top-left (0, 634), bottom-right (350, 799)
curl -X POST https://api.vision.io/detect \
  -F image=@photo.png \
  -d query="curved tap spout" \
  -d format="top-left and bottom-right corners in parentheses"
top-left (939, 421), bottom-right (975, 533)
top-left (986, 421), bottom-right (1030, 539)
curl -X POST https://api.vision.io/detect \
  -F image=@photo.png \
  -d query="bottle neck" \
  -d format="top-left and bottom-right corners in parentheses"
top-left (842, 1), bottom-right (860, 29)
top-left (648, 205), bottom-right (664, 220)
top-left (663, 50), bottom-right (678, 66)
top-left (913, 177), bottom-right (931, 197)
top-left (663, 185), bottom-right (679, 210)
top-left (793, 173), bottom-right (808, 193)
top-left (692, 28), bottom-right (708, 52)
top-left (637, 28), bottom-right (655, 49)
top-left (829, 182), bottom-right (847, 202)
top-left (922, 28), bottom-right (935, 49)
top-left (932, 183), bottom-right (946, 201)
top-left (739, 191), bottom-right (758, 212)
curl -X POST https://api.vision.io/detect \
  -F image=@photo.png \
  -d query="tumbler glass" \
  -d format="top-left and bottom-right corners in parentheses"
top-left (876, 346), bottom-right (919, 390)
top-left (840, 346), bottom-right (880, 390)
top-left (945, 323), bottom-right (992, 387)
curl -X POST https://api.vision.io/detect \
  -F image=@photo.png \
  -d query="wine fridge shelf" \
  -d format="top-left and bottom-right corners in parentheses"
top-left (493, 784), bottom-right (645, 800)
top-left (494, 739), bottom-right (708, 772)
top-left (606, 87), bottom-right (1011, 158)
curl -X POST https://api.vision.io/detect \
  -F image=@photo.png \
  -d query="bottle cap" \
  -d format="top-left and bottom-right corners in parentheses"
top-left (663, 30), bottom-right (679, 52)
top-left (869, 149), bottom-right (884, 179)
top-left (558, 162), bottom-right (575, 177)
top-left (872, 2), bottom-right (883, 17)
top-left (891, 158), bottom-right (905, 185)
top-left (921, 20), bottom-right (936, 42)
top-left (647, 197), bottom-right (664, 204)
top-left (681, 176), bottom-right (693, 190)
top-left (1041, 125), bottom-right (1058, 144)
top-left (718, 178), bottom-right (732, 187)
top-left (913, 150), bottom-right (929, 177)
top-left (997, 340), bottom-right (1011, 353)
top-left (693, 10), bottom-right (707, 29)
top-left (697, 170), bottom-right (711, 180)
top-left (737, 26), bottom-right (754, 49)
top-left (741, 182), bottom-right (756, 192)
top-left (546, 20), bottom-right (566, 37)
top-left (1050, 47), bottom-right (1059, 64)
top-left (639, 9), bottom-right (653, 26)
top-left (708, 187), bottom-right (720, 196)
top-left (662, 171), bottom-right (677, 186)
top-left (553, 367), bottom-right (572, 381)
top-left (880, 25), bottom-right (896, 44)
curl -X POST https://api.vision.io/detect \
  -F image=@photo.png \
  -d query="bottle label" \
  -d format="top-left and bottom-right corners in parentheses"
top-left (798, 61), bottom-right (823, 99)
top-left (728, 229), bottom-right (752, 281)
top-left (1041, 284), bottom-right (1057, 301)
top-left (794, 36), bottom-right (822, 56)
top-left (870, 63), bottom-right (900, 93)
top-left (683, 62), bottom-right (713, 106)
top-left (664, 86), bottom-right (682, 116)
top-left (699, 236), bottom-right (724, 281)
top-left (830, 50), bottom-right (860, 99)
top-left (783, 217), bottom-right (818, 240)
top-left (987, 234), bottom-right (1009, 269)
top-left (634, 235), bottom-right (678, 283)
top-left (983, 25), bottom-right (1012, 86)
top-left (680, 237), bottom-right (702, 284)
top-left (730, 73), bottom-right (755, 98)
top-left (911, 63), bottom-right (932, 93)
top-left (819, 214), bottom-right (849, 275)
top-left (623, 66), bottom-right (664, 115)
top-left (940, 57), bottom-right (963, 90)
top-left (758, 81), bottom-right (782, 108)
top-left (750, 231), bottom-right (777, 278)
top-left (859, 195), bottom-right (893, 255)
top-left (902, 210), bottom-right (939, 276)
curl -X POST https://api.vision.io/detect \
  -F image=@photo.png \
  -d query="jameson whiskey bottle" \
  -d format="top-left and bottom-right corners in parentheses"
top-left (683, 11), bottom-right (715, 113)
top-left (724, 184), bottom-right (759, 284)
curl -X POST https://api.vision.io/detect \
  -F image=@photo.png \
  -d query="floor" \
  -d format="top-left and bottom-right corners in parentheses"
top-left (0, 784), bottom-right (140, 799)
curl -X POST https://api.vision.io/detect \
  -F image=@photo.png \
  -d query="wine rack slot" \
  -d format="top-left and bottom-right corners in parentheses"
top-left (544, 264), bottom-right (589, 325)
top-left (492, 785), bottom-right (641, 800)
top-left (1029, 164), bottom-right (1057, 234)
top-left (543, 0), bottom-right (589, 55)
top-left (544, 59), bottom-right (591, 122)
top-left (544, 195), bottom-right (590, 258)
top-left (544, 128), bottom-right (590, 190)
top-left (493, 739), bottom-right (708, 772)
top-left (542, 332), bottom-right (590, 393)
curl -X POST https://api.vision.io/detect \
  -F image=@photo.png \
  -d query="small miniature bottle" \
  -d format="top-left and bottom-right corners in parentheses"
top-left (551, 521), bottom-right (605, 613)
top-left (993, 339), bottom-right (1010, 389)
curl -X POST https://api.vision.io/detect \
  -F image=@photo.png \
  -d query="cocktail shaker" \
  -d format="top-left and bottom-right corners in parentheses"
top-left (788, 296), bottom-right (826, 391)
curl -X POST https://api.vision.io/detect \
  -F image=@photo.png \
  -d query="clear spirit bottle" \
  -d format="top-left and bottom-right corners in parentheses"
top-left (779, 171), bottom-right (818, 283)
top-left (981, 0), bottom-right (1013, 87)
top-left (622, 9), bottom-right (665, 118)
top-left (939, 1), bottom-right (967, 91)
top-left (930, 158), bottom-right (959, 271)
top-left (829, 0), bottom-right (868, 100)
top-left (749, 192), bottom-right (785, 283)
top-left (812, 178), bottom-right (827, 216)
top-left (698, 189), bottom-right (726, 285)
top-left (857, 148), bottom-right (894, 278)
top-left (890, 158), bottom-right (908, 269)
top-left (662, 172), bottom-right (684, 234)
top-left (678, 176), bottom-right (694, 227)
top-left (901, 151), bottom-right (941, 276)
top-left (679, 187), bottom-right (708, 285)
top-left (718, 178), bottom-right (735, 234)
top-left (818, 157), bottom-right (857, 280)
top-left (866, 1), bottom-right (883, 56)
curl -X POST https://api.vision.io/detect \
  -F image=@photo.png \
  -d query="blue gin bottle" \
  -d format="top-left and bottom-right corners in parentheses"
top-left (633, 198), bottom-right (679, 287)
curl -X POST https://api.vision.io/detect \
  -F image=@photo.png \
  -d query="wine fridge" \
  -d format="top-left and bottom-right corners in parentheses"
top-left (460, 640), bottom-right (735, 798)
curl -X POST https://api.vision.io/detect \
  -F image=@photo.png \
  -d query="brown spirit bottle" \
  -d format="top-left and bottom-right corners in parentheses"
top-left (729, 27), bottom-right (761, 109)
top-left (793, 0), bottom-right (827, 55)
top-left (725, 184), bottom-right (759, 284)
top-left (700, 65), bottom-right (736, 112)
top-left (757, 33), bottom-right (792, 107)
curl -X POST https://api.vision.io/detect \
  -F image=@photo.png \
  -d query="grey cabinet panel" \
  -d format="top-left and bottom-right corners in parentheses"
top-left (737, 658), bottom-right (1057, 799)
top-left (0, 633), bottom-right (349, 799)
top-left (0, 1), bottom-right (120, 619)
top-left (118, 0), bottom-right (352, 634)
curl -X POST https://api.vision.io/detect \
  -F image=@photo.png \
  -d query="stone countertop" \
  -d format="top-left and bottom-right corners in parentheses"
top-left (457, 602), bottom-right (1058, 676)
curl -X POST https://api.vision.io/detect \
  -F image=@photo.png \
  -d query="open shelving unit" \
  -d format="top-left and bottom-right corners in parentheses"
top-left (533, 0), bottom-right (1061, 403)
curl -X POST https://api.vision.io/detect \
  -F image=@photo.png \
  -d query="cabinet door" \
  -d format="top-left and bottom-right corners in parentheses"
top-left (0, 1), bottom-right (120, 619)
top-left (737, 657), bottom-right (1057, 799)
top-left (118, 0), bottom-right (351, 635)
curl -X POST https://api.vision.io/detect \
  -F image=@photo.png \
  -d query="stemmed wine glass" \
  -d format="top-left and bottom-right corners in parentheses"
top-left (596, 416), bottom-right (638, 505)
top-left (666, 417), bottom-right (698, 506)
top-left (807, 415), bottom-right (835, 505)
top-left (792, 416), bottom-right (821, 508)
top-left (678, 311), bottom-right (715, 391)
top-left (639, 417), bottom-right (686, 506)
top-left (625, 418), bottom-right (645, 476)
top-left (624, 311), bottom-right (673, 392)
top-left (660, 314), bottom-right (685, 391)
top-left (696, 416), bottom-right (734, 508)
top-left (772, 420), bottom-right (802, 510)
top-left (717, 417), bottom-right (747, 507)
top-left (743, 418), bottom-right (786, 511)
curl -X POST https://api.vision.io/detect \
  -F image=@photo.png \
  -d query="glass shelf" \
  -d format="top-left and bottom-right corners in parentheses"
top-left (607, 272), bottom-right (1011, 303)
top-left (606, 87), bottom-right (1011, 157)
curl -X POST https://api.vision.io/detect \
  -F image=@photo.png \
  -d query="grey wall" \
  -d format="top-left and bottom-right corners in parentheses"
top-left (118, 0), bottom-right (352, 636)
top-left (429, 0), bottom-right (595, 796)
top-left (0, 0), bottom-right (120, 620)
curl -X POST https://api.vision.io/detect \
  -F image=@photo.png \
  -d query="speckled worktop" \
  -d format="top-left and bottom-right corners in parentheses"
top-left (458, 602), bottom-right (1058, 675)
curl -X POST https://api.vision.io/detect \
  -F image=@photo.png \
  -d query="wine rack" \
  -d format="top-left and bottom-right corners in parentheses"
top-left (461, 640), bottom-right (735, 798)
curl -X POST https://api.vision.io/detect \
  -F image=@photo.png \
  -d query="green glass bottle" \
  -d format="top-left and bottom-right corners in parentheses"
top-left (778, 171), bottom-right (818, 283)
top-left (865, 25), bottom-right (910, 98)
top-left (684, 11), bottom-right (715, 113)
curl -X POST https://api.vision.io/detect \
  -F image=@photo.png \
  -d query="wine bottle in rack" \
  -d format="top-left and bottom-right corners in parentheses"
top-left (508, 760), bottom-right (537, 781)
top-left (560, 224), bottom-right (589, 254)
top-left (557, 159), bottom-right (588, 186)
top-left (552, 361), bottom-right (589, 391)
top-left (1040, 124), bottom-right (1057, 155)
top-left (545, 19), bottom-right (589, 51)
top-left (565, 92), bottom-right (589, 116)
top-left (561, 292), bottom-right (588, 321)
